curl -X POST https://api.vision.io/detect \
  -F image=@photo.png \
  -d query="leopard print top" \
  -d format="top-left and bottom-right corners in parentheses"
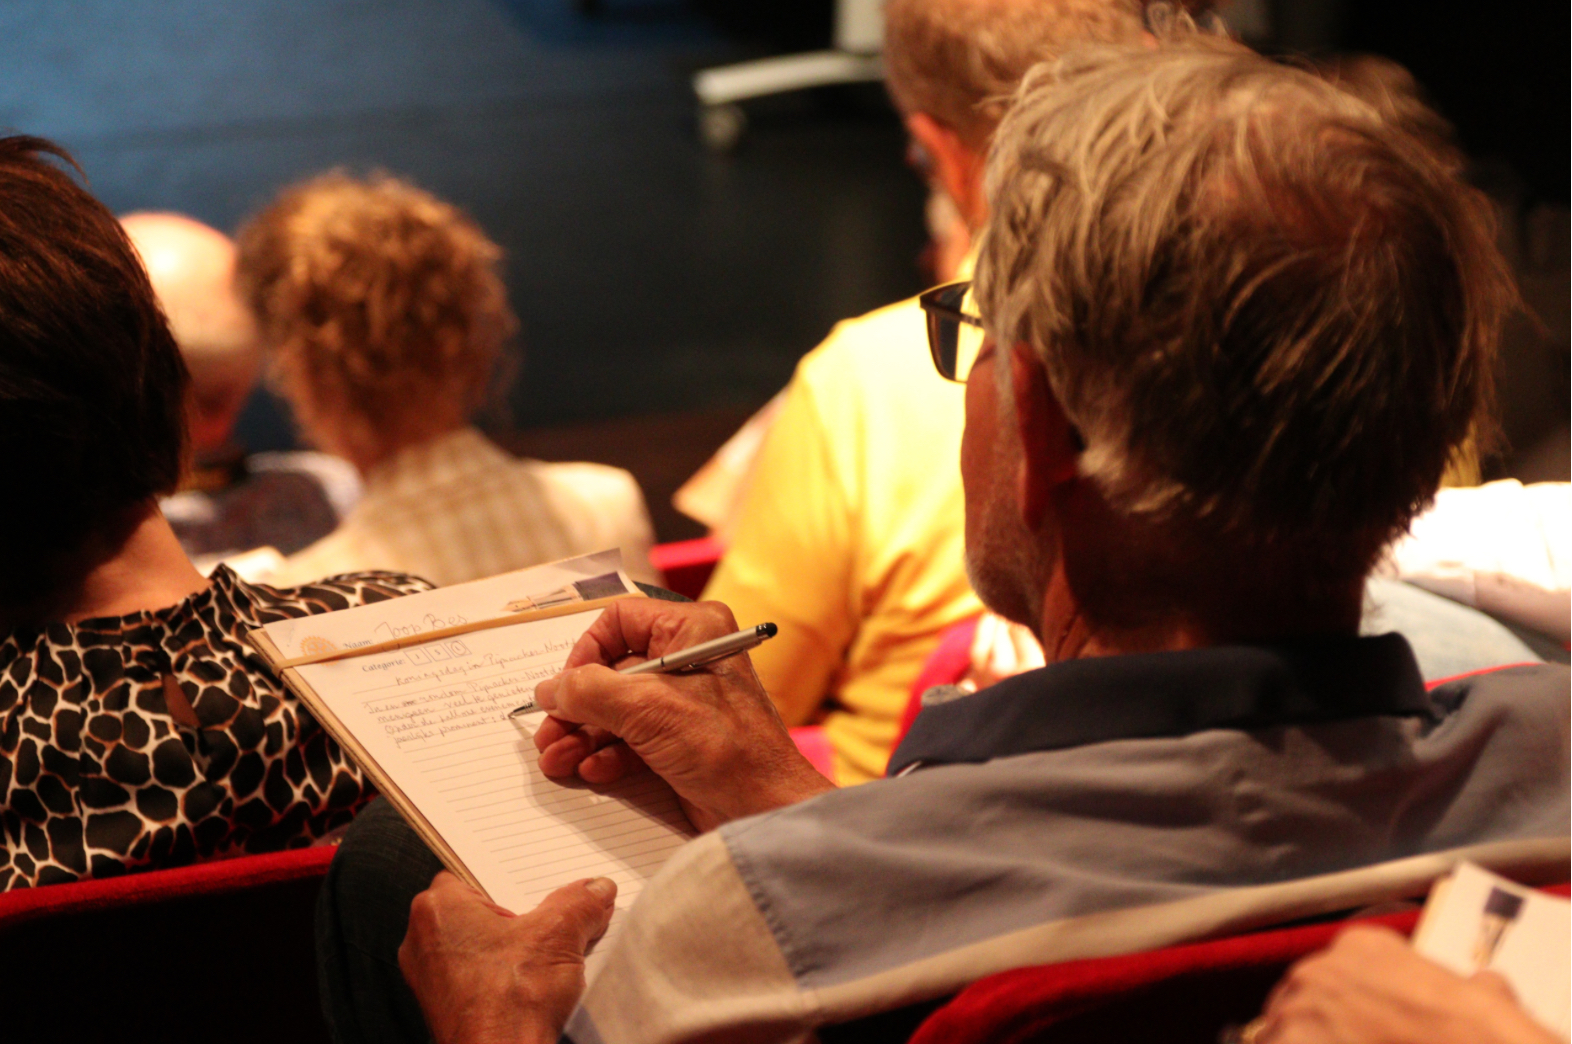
top-left (0, 566), bottom-right (433, 890)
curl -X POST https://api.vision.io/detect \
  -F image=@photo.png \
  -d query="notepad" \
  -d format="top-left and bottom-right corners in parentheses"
top-left (249, 551), bottom-right (695, 973)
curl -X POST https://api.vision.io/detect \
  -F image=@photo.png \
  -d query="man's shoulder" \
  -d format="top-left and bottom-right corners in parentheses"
top-left (783, 293), bottom-right (964, 444)
top-left (795, 294), bottom-right (929, 387)
top-left (524, 458), bottom-right (642, 495)
top-left (509, 459), bottom-right (650, 524)
top-left (1429, 661), bottom-right (1571, 726)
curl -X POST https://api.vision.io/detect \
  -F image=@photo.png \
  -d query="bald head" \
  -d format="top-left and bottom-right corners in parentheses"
top-left (122, 212), bottom-right (259, 453)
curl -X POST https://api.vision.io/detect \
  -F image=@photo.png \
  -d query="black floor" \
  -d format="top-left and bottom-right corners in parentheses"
top-left (5, 0), bottom-right (929, 449)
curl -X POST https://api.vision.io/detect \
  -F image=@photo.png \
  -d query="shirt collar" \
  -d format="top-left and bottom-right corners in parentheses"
top-left (887, 632), bottom-right (1429, 775)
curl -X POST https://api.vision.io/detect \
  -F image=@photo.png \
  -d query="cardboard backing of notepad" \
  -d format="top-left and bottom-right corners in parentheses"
top-left (250, 626), bottom-right (485, 891)
top-left (247, 586), bottom-right (647, 897)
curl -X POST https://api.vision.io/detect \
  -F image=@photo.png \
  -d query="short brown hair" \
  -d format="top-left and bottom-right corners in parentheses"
top-left (977, 28), bottom-right (1513, 596)
top-left (0, 136), bottom-right (189, 610)
top-left (883, 0), bottom-right (1211, 147)
top-left (235, 172), bottom-right (515, 458)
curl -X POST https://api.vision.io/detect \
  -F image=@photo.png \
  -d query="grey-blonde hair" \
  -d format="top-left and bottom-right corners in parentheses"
top-left (975, 25), bottom-right (1513, 583)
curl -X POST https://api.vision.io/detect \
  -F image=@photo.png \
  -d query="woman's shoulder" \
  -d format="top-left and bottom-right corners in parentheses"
top-left (224, 568), bottom-right (436, 623)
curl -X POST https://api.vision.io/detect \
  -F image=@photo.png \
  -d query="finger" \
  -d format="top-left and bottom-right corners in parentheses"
top-left (561, 608), bottom-right (634, 671)
top-left (537, 725), bottom-right (619, 778)
top-left (426, 869), bottom-right (481, 900)
top-left (1331, 924), bottom-right (1407, 949)
top-left (532, 713), bottom-right (583, 752)
top-left (1470, 969), bottom-right (1521, 1002)
top-left (994, 627), bottom-right (1019, 675)
top-left (969, 613), bottom-right (997, 669)
top-left (534, 676), bottom-right (564, 715)
top-left (1262, 951), bottom-right (1318, 1016)
top-left (576, 741), bottom-right (647, 784)
top-left (1013, 624), bottom-right (1046, 670)
top-left (527, 877), bottom-right (619, 955)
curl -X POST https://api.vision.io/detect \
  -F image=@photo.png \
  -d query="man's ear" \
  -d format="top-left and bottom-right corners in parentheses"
top-left (1010, 344), bottom-right (1078, 529)
top-left (905, 113), bottom-right (987, 231)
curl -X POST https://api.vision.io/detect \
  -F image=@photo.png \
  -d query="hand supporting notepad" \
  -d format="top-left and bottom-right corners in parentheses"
top-left (248, 550), bottom-right (695, 974)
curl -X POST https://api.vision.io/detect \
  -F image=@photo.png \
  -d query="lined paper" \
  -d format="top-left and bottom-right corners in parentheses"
top-left (258, 553), bottom-right (693, 971)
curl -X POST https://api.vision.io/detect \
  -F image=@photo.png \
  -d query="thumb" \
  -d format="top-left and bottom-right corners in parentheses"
top-left (1470, 968), bottom-right (1521, 1003)
top-left (526, 877), bottom-right (618, 957)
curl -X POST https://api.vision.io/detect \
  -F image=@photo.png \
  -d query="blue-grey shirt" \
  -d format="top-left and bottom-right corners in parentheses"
top-left (570, 636), bottom-right (1569, 1044)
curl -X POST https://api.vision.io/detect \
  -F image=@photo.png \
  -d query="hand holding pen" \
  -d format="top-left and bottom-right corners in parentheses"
top-left (509, 621), bottom-right (778, 717)
top-left (527, 599), bottom-right (834, 831)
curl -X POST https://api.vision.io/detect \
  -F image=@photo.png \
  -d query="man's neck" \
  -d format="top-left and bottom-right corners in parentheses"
top-left (58, 501), bottom-right (210, 624)
top-left (1034, 564), bottom-right (1362, 664)
top-left (1036, 567), bottom-right (1208, 662)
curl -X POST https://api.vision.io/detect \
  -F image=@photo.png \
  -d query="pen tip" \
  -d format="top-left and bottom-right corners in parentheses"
top-left (759, 622), bottom-right (778, 638)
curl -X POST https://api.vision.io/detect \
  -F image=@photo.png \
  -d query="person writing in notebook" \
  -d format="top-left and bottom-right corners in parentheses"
top-left (321, 28), bottom-right (1569, 1044)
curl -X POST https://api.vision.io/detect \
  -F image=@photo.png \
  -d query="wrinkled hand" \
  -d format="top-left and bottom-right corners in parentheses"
top-left (399, 872), bottom-right (616, 1044)
top-left (1251, 925), bottom-right (1558, 1044)
top-left (532, 599), bottom-right (835, 831)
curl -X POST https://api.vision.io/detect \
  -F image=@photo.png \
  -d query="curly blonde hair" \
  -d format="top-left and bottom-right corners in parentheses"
top-left (235, 172), bottom-right (516, 460)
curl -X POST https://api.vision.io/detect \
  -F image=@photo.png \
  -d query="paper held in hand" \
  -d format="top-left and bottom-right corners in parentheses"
top-left (1413, 861), bottom-right (1570, 1038)
top-left (248, 550), bottom-right (695, 974)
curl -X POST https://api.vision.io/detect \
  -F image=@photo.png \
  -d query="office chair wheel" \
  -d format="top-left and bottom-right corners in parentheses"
top-left (698, 103), bottom-right (746, 153)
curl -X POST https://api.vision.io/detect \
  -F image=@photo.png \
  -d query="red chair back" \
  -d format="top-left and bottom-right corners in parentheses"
top-left (909, 883), bottom-right (1571, 1044)
top-left (0, 847), bottom-right (337, 1044)
top-left (650, 536), bottom-right (725, 601)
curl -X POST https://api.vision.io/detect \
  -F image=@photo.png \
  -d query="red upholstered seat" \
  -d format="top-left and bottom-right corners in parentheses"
top-left (0, 846), bottom-right (337, 1043)
top-left (791, 725), bottom-right (837, 781)
top-left (650, 536), bottom-right (725, 601)
top-left (0, 843), bottom-right (334, 928)
top-left (909, 884), bottom-right (1572, 1044)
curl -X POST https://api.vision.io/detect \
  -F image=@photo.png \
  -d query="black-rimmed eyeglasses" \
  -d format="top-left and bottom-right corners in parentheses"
top-left (919, 280), bottom-right (986, 383)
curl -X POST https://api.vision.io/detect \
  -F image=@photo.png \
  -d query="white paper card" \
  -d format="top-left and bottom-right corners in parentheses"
top-left (1414, 861), bottom-right (1570, 1038)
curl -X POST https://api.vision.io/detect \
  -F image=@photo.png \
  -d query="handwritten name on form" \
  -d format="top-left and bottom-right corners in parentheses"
top-left (287, 606), bottom-right (692, 973)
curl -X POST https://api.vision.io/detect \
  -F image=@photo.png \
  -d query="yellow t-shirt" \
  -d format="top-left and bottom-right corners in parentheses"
top-left (702, 294), bottom-right (982, 784)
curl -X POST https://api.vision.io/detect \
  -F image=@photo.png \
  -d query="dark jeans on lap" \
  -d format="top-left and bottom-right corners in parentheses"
top-left (316, 797), bottom-right (444, 1044)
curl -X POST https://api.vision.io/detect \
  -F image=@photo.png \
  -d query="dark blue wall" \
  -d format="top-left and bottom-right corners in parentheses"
top-left (3, 0), bottom-right (926, 447)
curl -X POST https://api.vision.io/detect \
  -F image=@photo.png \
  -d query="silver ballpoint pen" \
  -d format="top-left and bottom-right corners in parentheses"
top-left (508, 622), bottom-right (777, 718)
